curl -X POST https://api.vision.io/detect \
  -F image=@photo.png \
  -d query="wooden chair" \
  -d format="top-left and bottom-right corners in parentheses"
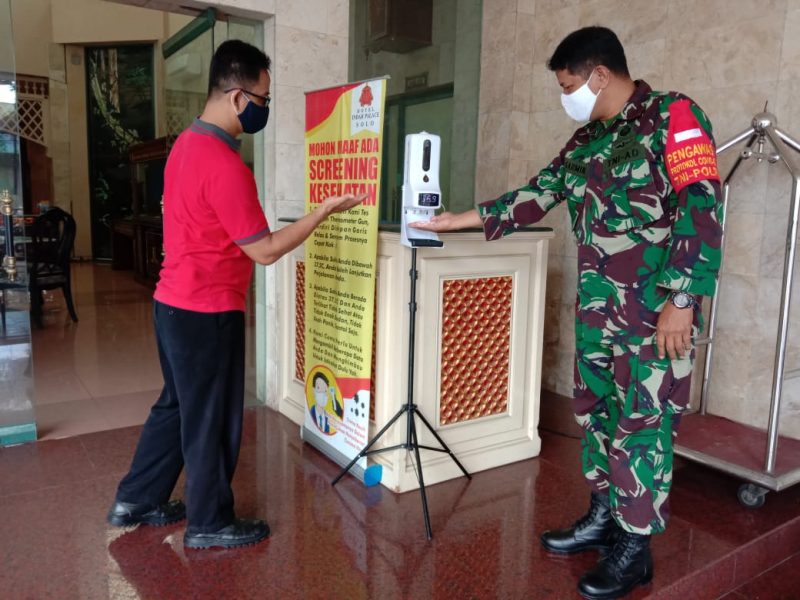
top-left (29, 207), bottom-right (78, 327)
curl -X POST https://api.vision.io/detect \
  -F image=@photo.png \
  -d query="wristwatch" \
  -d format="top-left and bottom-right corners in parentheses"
top-left (669, 290), bottom-right (697, 309)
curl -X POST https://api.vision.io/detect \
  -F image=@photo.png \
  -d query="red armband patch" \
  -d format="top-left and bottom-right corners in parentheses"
top-left (665, 99), bottom-right (720, 192)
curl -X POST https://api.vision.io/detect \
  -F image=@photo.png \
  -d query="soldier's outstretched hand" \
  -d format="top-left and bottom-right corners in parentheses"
top-left (408, 209), bottom-right (483, 232)
top-left (409, 212), bottom-right (457, 231)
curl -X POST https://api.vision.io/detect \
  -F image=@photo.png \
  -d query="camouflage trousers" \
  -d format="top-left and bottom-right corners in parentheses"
top-left (573, 340), bottom-right (694, 535)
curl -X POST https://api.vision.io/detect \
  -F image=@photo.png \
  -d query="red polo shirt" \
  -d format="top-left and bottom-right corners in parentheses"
top-left (154, 119), bottom-right (270, 313)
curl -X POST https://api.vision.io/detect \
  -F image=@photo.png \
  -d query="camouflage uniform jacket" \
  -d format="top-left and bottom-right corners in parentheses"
top-left (478, 80), bottom-right (723, 345)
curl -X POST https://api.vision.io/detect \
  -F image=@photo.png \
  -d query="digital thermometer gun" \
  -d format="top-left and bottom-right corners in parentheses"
top-left (400, 132), bottom-right (444, 248)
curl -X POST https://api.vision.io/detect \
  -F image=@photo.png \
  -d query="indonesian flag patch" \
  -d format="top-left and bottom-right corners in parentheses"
top-left (665, 99), bottom-right (720, 192)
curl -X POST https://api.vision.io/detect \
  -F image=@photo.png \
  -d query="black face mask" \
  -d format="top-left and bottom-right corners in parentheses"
top-left (237, 98), bottom-right (269, 134)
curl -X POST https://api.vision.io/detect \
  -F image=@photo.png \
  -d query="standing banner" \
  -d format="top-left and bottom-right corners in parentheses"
top-left (302, 77), bottom-right (386, 475)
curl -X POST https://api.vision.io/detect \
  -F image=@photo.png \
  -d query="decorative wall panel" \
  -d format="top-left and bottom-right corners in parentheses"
top-left (295, 260), bottom-right (305, 382)
top-left (439, 276), bottom-right (513, 425)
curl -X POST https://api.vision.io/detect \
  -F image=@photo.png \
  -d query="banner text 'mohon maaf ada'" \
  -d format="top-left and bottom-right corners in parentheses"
top-left (308, 137), bottom-right (380, 205)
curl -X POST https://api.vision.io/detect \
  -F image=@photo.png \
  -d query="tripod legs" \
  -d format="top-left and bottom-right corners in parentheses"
top-left (331, 401), bottom-right (471, 540)
top-left (413, 407), bottom-right (472, 480)
top-left (330, 403), bottom-right (408, 486)
top-left (330, 246), bottom-right (470, 539)
top-left (409, 411), bottom-right (433, 540)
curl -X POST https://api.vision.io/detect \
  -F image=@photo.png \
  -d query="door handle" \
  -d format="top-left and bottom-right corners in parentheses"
top-left (1, 189), bottom-right (16, 282)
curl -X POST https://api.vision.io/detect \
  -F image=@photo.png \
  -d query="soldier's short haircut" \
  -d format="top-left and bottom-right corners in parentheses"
top-left (547, 26), bottom-right (630, 78)
top-left (208, 40), bottom-right (271, 97)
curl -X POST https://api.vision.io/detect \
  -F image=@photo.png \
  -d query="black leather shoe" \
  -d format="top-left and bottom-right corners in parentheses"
top-left (578, 531), bottom-right (653, 599)
top-left (541, 492), bottom-right (617, 554)
top-left (107, 499), bottom-right (186, 527)
top-left (184, 518), bottom-right (270, 549)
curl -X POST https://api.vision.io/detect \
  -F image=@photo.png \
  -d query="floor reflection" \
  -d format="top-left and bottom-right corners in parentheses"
top-left (27, 262), bottom-right (257, 439)
top-left (2, 393), bottom-right (800, 597)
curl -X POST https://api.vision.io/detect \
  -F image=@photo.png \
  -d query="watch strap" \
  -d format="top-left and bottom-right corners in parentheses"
top-left (669, 290), bottom-right (698, 309)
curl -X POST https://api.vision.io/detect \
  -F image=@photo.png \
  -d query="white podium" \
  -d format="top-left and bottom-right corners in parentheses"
top-left (277, 226), bottom-right (554, 493)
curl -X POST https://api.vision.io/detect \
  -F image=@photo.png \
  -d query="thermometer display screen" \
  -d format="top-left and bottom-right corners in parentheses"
top-left (418, 192), bottom-right (440, 207)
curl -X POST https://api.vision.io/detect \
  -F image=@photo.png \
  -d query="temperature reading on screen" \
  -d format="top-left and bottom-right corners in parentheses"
top-left (418, 192), bottom-right (440, 207)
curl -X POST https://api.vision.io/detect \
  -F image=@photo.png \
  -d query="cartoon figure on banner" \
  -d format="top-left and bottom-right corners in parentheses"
top-left (306, 366), bottom-right (344, 435)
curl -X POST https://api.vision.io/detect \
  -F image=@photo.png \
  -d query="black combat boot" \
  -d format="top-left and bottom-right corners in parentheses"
top-left (540, 492), bottom-right (617, 554)
top-left (577, 531), bottom-right (653, 599)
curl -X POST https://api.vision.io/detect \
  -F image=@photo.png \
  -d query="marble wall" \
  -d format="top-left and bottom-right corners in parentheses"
top-left (476, 0), bottom-right (800, 439)
top-left (266, 0), bottom-right (350, 222)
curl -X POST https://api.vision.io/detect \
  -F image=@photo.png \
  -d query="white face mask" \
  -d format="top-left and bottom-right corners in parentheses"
top-left (314, 390), bottom-right (327, 407)
top-left (560, 71), bottom-right (600, 123)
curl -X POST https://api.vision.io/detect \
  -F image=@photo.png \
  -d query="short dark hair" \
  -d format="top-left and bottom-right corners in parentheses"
top-left (313, 373), bottom-right (329, 387)
top-left (208, 39), bottom-right (271, 96)
top-left (547, 26), bottom-right (629, 78)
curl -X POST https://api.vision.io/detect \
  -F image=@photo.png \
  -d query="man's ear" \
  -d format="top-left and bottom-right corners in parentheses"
top-left (229, 88), bottom-right (243, 113)
top-left (594, 65), bottom-right (612, 90)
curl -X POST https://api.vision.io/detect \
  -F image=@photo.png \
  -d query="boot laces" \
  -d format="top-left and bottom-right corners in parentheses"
top-left (573, 496), bottom-right (605, 531)
top-left (606, 533), bottom-right (641, 573)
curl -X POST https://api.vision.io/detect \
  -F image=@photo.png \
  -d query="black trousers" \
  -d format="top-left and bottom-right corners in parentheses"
top-left (116, 301), bottom-right (245, 533)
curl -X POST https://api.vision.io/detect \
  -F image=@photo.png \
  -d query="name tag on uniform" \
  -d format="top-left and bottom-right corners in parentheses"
top-left (564, 157), bottom-right (587, 178)
top-left (605, 125), bottom-right (647, 174)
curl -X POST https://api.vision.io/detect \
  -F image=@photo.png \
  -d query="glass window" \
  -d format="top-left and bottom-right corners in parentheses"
top-left (85, 45), bottom-right (155, 259)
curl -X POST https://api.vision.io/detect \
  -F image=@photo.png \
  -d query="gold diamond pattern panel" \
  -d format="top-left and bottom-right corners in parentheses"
top-left (294, 261), bottom-right (305, 382)
top-left (439, 276), bottom-right (513, 425)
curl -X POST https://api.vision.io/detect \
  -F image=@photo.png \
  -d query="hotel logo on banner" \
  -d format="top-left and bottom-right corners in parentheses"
top-left (351, 81), bottom-right (383, 135)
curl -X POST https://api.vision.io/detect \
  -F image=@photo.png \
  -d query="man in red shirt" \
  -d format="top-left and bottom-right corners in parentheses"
top-left (107, 40), bottom-right (364, 549)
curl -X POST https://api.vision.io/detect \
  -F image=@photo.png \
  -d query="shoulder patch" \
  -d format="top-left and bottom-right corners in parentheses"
top-left (665, 99), bottom-right (720, 192)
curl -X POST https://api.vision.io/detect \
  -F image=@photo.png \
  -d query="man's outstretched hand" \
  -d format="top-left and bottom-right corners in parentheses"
top-left (240, 193), bottom-right (368, 266)
top-left (322, 192), bottom-right (369, 216)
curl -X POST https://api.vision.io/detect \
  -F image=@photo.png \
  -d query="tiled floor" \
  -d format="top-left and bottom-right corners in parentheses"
top-left (722, 552), bottom-right (800, 599)
top-left (31, 263), bottom-right (163, 438)
top-left (1, 407), bottom-right (799, 599)
top-left (29, 262), bottom-right (257, 439)
top-left (4, 264), bottom-right (800, 598)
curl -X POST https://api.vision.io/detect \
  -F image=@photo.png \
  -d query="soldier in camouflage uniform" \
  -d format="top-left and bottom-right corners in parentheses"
top-left (411, 26), bottom-right (722, 600)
